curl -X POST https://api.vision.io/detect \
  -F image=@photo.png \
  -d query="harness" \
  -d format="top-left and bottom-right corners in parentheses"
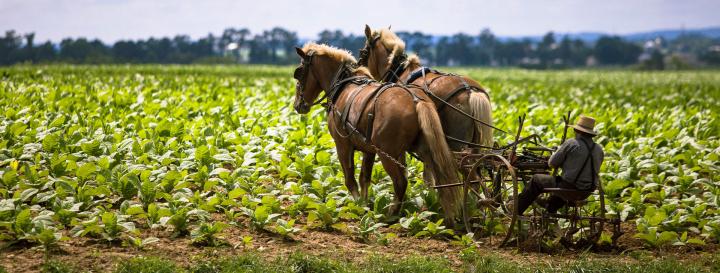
top-left (359, 32), bottom-right (509, 146)
top-left (404, 66), bottom-right (508, 136)
top-left (381, 53), bottom-right (408, 83)
top-left (404, 67), bottom-right (437, 85)
top-left (297, 54), bottom-right (423, 169)
top-left (332, 71), bottom-right (424, 169)
top-left (333, 81), bottom-right (422, 141)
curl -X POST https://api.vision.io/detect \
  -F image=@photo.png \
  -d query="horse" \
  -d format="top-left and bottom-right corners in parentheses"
top-left (358, 26), bottom-right (495, 159)
top-left (292, 42), bottom-right (461, 223)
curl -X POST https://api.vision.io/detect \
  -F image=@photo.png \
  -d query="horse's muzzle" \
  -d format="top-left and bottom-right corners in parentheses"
top-left (294, 100), bottom-right (310, 114)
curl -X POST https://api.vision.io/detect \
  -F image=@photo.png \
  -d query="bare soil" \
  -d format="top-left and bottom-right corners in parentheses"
top-left (1, 221), bottom-right (716, 273)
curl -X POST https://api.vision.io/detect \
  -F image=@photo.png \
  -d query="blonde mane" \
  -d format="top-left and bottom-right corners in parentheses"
top-left (302, 42), bottom-right (372, 77)
top-left (407, 54), bottom-right (421, 67)
top-left (374, 28), bottom-right (407, 66)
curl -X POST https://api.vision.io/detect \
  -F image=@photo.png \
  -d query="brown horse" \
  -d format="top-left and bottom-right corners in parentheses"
top-left (292, 43), bottom-right (461, 222)
top-left (359, 26), bottom-right (495, 157)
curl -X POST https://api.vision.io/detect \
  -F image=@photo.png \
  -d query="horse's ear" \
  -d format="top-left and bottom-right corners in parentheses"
top-left (388, 25), bottom-right (392, 30)
top-left (364, 25), bottom-right (372, 39)
top-left (295, 46), bottom-right (305, 58)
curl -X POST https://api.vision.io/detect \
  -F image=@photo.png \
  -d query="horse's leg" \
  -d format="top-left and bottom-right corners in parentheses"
top-left (359, 152), bottom-right (375, 201)
top-left (336, 144), bottom-right (359, 200)
top-left (423, 162), bottom-right (436, 186)
top-left (379, 154), bottom-right (407, 216)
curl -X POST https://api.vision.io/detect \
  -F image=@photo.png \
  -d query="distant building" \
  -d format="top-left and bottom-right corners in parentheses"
top-left (639, 37), bottom-right (665, 62)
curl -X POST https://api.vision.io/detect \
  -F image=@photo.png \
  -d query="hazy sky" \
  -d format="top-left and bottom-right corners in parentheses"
top-left (2, 0), bottom-right (719, 43)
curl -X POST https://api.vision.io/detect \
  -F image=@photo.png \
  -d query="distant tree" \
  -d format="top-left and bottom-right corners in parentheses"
top-left (59, 38), bottom-right (111, 63)
top-left (557, 36), bottom-right (590, 66)
top-left (477, 28), bottom-right (496, 65)
top-left (700, 49), bottom-right (720, 65)
top-left (0, 30), bottom-right (23, 65)
top-left (641, 49), bottom-right (665, 70)
top-left (34, 41), bottom-right (56, 62)
top-left (396, 31), bottom-right (435, 64)
top-left (537, 32), bottom-right (556, 67)
top-left (220, 28), bottom-right (251, 62)
top-left (249, 33), bottom-right (270, 64)
top-left (317, 30), bottom-right (363, 58)
top-left (113, 40), bottom-right (144, 63)
top-left (496, 39), bottom-right (530, 66)
top-left (594, 36), bottom-right (642, 65)
top-left (437, 33), bottom-right (476, 66)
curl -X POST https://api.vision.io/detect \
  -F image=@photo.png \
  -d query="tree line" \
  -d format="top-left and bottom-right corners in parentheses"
top-left (1, 27), bottom-right (719, 68)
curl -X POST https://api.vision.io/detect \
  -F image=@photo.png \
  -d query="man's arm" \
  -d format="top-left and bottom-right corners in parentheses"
top-left (548, 140), bottom-right (572, 168)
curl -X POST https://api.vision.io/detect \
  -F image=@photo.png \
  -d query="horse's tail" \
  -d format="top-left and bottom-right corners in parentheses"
top-left (416, 101), bottom-right (461, 220)
top-left (469, 90), bottom-right (493, 147)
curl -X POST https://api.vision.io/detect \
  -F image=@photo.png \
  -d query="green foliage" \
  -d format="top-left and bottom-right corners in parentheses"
top-left (274, 218), bottom-right (301, 240)
top-left (115, 257), bottom-right (180, 273)
top-left (307, 199), bottom-right (343, 230)
top-left (126, 236), bottom-right (160, 250)
top-left (396, 211), bottom-right (437, 236)
top-left (191, 221), bottom-right (227, 246)
top-left (0, 65), bottom-right (719, 253)
top-left (241, 205), bottom-right (280, 231)
top-left (354, 213), bottom-right (385, 242)
top-left (41, 260), bottom-right (77, 273)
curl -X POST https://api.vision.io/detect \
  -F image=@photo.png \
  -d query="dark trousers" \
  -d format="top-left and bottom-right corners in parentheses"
top-left (517, 174), bottom-right (592, 215)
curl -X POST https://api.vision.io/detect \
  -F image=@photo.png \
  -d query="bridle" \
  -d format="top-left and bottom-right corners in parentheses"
top-left (358, 34), bottom-right (380, 67)
top-left (294, 50), bottom-right (327, 109)
top-left (358, 33), bottom-right (407, 83)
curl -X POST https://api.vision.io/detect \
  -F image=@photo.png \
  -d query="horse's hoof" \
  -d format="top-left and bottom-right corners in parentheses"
top-left (350, 191), bottom-right (361, 201)
top-left (387, 204), bottom-right (401, 216)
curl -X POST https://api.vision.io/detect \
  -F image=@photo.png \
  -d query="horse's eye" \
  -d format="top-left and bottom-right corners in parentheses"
top-left (293, 67), bottom-right (302, 79)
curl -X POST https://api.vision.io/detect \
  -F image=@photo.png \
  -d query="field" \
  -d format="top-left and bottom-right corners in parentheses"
top-left (0, 65), bottom-right (719, 272)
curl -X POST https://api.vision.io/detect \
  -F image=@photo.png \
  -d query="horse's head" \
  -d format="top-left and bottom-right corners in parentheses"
top-left (293, 43), bottom-right (368, 114)
top-left (360, 25), bottom-right (405, 80)
top-left (293, 47), bottom-right (321, 114)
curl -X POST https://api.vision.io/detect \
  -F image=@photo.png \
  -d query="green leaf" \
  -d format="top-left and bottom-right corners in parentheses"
top-left (9, 122), bottom-right (27, 137)
top-left (76, 162), bottom-right (97, 180)
top-left (14, 208), bottom-right (32, 234)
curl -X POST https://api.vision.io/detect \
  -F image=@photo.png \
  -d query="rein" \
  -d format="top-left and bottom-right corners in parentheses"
top-left (381, 53), bottom-right (408, 83)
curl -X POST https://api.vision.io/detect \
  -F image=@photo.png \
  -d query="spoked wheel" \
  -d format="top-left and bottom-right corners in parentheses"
top-left (462, 154), bottom-right (519, 247)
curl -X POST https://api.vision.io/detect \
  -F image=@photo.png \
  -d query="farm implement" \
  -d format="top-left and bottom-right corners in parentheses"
top-left (434, 113), bottom-right (623, 249)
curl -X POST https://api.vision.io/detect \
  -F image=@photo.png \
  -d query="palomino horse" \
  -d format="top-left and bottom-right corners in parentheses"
top-left (292, 43), bottom-right (461, 223)
top-left (359, 26), bottom-right (495, 156)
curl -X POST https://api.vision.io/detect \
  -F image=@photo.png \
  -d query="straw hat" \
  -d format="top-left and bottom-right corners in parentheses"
top-left (570, 115), bottom-right (598, 136)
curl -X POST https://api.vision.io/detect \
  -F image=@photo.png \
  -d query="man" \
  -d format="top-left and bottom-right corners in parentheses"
top-left (517, 115), bottom-right (605, 215)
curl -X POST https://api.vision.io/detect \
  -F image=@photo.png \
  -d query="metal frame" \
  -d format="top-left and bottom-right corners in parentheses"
top-left (435, 114), bottom-right (622, 248)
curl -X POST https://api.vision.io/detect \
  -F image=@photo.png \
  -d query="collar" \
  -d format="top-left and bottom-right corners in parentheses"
top-left (326, 62), bottom-right (370, 107)
top-left (381, 53), bottom-right (408, 83)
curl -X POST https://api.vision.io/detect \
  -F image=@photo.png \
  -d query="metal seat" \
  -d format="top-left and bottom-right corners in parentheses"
top-left (541, 188), bottom-right (594, 204)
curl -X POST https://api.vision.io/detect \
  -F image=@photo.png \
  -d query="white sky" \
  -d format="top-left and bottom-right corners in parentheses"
top-left (1, 0), bottom-right (719, 43)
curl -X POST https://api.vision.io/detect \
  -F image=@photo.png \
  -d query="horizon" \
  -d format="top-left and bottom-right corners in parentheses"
top-left (1, 0), bottom-right (719, 43)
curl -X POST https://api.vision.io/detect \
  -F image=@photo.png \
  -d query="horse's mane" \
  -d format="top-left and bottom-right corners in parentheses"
top-left (374, 28), bottom-right (421, 67)
top-left (302, 42), bottom-right (372, 77)
top-left (407, 54), bottom-right (421, 67)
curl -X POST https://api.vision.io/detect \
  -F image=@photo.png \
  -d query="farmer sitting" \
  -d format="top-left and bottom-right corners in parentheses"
top-left (517, 115), bottom-right (605, 215)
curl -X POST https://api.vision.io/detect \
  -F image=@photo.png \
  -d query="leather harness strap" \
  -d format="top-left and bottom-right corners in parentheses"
top-left (340, 81), bottom-right (372, 133)
top-left (381, 54), bottom-right (408, 83)
top-left (573, 138), bottom-right (597, 190)
top-left (403, 66), bottom-right (506, 135)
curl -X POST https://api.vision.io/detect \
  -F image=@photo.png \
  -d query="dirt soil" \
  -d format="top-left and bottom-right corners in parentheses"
top-left (1, 221), bottom-right (716, 273)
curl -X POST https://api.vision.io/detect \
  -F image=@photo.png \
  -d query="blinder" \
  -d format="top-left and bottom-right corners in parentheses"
top-left (358, 34), bottom-right (382, 66)
top-left (295, 50), bottom-right (326, 108)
